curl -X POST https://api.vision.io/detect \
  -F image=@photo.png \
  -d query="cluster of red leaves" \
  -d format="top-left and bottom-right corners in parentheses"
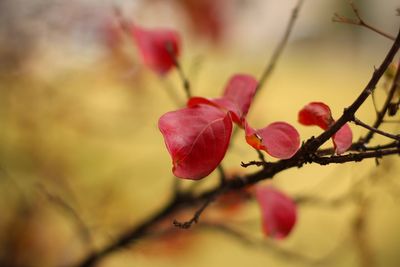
top-left (132, 26), bottom-right (353, 240)
top-left (159, 74), bottom-right (301, 180)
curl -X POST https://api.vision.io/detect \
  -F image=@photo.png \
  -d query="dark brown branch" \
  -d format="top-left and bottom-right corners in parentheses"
top-left (311, 148), bottom-right (400, 165)
top-left (332, 2), bottom-right (396, 41)
top-left (301, 27), bottom-right (400, 154)
top-left (316, 141), bottom-right (400, 156)
top-left (361, 60), bottom-right (400, 143)
top-left (353, 117), bottom-right (400, 141)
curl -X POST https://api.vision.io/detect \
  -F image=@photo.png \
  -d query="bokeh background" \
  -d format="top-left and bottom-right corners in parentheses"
top-left (0, 0), bottom-right (399, 267)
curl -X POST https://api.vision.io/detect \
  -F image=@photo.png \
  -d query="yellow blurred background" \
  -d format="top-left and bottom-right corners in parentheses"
top-left (0, 0), bottom-right (399, 267)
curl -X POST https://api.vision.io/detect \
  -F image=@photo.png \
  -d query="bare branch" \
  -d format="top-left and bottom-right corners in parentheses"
top-left (361, 60), bottom-right (400, 143)
top-left (173, 196), bottom-right (215, 229)
top-left (353, 117), bottom-right (400, 141)
top-left (332, 2), bottom-right (396, 41)
top-left (256, 0), bottom-right (305, 94)
top-left (311, 147), bottom-right (400, 165)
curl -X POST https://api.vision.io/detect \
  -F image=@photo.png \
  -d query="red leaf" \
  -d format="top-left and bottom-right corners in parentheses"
top-left (298, 102), bottom-right (334, 130)
top-left (178, 0), bottom-right (227, 43)
top-left (158, 105), bottom-right (232, 180)
top-left (131, 25), bottom-right (180, 75)
top-left (187, 74), bottom-right (258, 126)
top-left (245, 121), bottom-right (300, 159)
top-left (256, 186), bottom-right (297, 239)
top-left (332, 123), bottom-right (353, 155)
top-left (298, 101), bottom-right (353, 154)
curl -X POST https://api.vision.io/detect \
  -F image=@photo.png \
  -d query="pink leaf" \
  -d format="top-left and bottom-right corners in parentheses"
top-left (256, 186), bottom-right (297, 239)
top-left (298, 102), bottom-right (334, 130)
top-left (132, 25), bottom-right (180, 75)
top-left (332, 123), bottom-right (353, 155)
top-left (298, 101), bottom-right (353, 154)
top-left (245, 121), bottom-right (300, 159)
top-left (158, 105), bottom-right (232, 180)
top-left (187, 74), bottom-right (258, 126)
top-left (222, 74), bottom-right (258, 121)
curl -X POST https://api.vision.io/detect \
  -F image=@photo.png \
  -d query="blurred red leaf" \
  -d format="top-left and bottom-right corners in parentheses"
top-left (298, 102), bottom-right (353, 154)
top-left (179, 0), bottom-right (226, 42)
top-left (131, 25), bottom-right (180, 75)
top-left (187, 74), bottom-right (258, 126)
top-left (245, 121), bottom-right (300, 159)
top-left (158, 104), bottom-right (232, 180)
top-left (256, 186), bottom-right (297, 239)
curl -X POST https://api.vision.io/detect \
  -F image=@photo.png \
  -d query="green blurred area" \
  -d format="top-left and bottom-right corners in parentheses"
top-left (0, 1), bottom-right (400, 267)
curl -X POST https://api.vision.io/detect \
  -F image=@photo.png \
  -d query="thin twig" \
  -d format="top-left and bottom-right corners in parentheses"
top-left (361, 60), bottom-right (400, 143)
top-left (332, 2), bottom-right (396, 41)
top-left (353, 117), bottom-right (400, 141)
top-left (217, 164), bottom-right (227, 185)
top-left (256, 0), bottom-right (305, 94)
top-left (311, 147), bottom-right (400, 165)
top-left (173, 196), bottom-right (215, 229)
top-left (166, 43), bottom-right (192, 99)
top-left (241, 160), bottom-right (267, 168)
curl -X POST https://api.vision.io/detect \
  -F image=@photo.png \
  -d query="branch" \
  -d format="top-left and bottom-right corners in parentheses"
top-left (256, 0), bottom-right (304, 94)
top-left (301, 27), bottom-right (400, 154)
top-left (332, 2), bottom-right (396, 41)
top-left (361, 60), bottom-right (400, 144)
top-left (353, 117), bottom-right (400, 141)
top-left (173, 196), bottom-right (215, 229)
top-left (311, 147), bottom-right (400, 165)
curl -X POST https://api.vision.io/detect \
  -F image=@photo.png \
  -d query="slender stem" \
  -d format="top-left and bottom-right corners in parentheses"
top-left (217, 164), bottom-right (227, 185)
top-left (353, 117), bottom-right (400, 141)
top-left (332, 2), bottom-right (396, 41)
top-left (166, 43), bottom-right (192, 99)
top-left (312, 148), bottom-right (400, 165)
top-left (256, 0), bottom-right (304, 94)
top-left (362, 60), bottom-right (400, 143)
top-left (173, 196), bottom-right (215, 229)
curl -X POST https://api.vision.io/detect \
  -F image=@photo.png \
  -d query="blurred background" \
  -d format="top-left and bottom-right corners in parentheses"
top-left (0, 0), bottom-right (399, 267)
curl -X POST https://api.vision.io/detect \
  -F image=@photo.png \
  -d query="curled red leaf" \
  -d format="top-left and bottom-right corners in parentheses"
top-left (298, 101), bottom-right (353, 154)
top-left (256, 186), bottom-right (297, 239)
top-left (245, 121), bottom-right (300, 159)
top-left (158, 105), bottom-right (232, 180)
top-left (132, 25), bottom-right (180, 75)
top-left (187, 74), bottom-right (258, 126)
top-left (298, 102), bottom-right (333, 130)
